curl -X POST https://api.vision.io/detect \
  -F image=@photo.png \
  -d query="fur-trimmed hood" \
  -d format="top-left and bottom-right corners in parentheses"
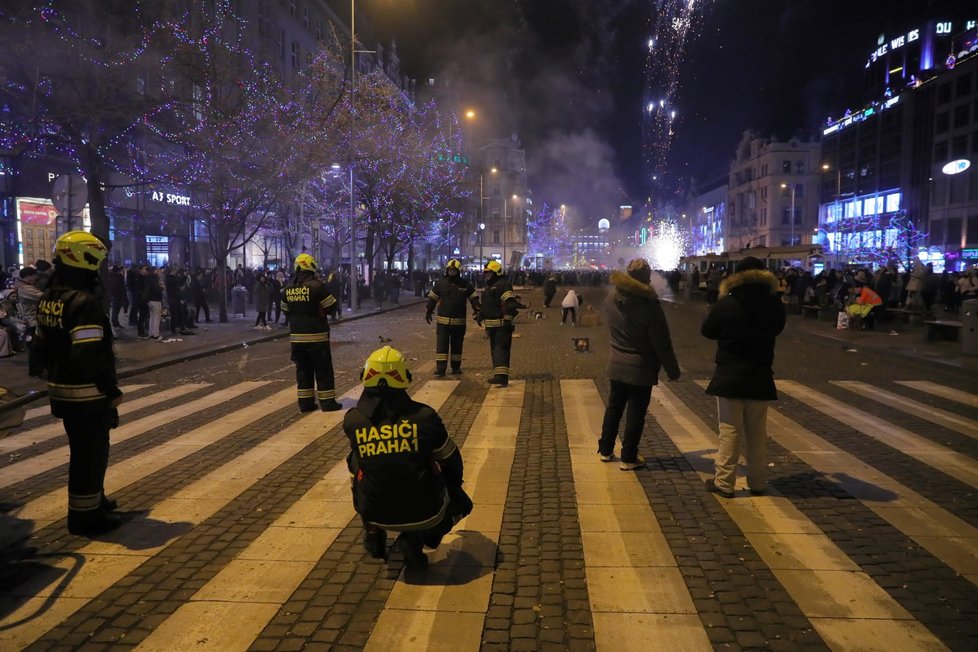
top-left (719, 269), bottom-right (778, 298)
top-left (611, 270), bottom-right (659, 300)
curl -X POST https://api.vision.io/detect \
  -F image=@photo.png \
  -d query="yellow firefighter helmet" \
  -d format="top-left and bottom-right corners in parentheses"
top-left (294, 253), bottom-right (317, 272)
top-left (361, 346), bottom-right (412, 389)
top-left (484, 260), bottom-right (503, 275)
top-left (53, 230), bottom-right (108, 271)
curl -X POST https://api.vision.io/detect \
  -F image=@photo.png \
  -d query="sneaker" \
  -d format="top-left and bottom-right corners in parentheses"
top-left (598, 453), bottom-right (614, 462)
top-left (619, 455), bottom-right (647, 471)
top-left (705, 478), bottom-right (735, 498)
top-left (137, 335), bottom-right (149, 340)
top-left (395, 532), bottom-right (428, 570)
top-left (319, 399), bottom-right (343, 412)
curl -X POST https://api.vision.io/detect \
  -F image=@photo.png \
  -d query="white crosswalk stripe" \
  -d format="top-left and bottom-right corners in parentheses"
top-left (137, 381), bottom-right (458, 652)
top-left (779, 380), bottom-right (978, 489)
top-left (0, 383), bottom-right (357, 649)
top-left (21, 384), bottom-right (154, 422)
top-left (894, 381), bottom-right (978, 408)
top-left (1, 384), bottom-right (205, 456)
top-left (0, 382), bottom-right (267, 490)
top-left (561, 379), bottom-right (711, 651)
top-left (652, 383), bottom-right (947, 650)
top-left (832, 381), bottom-right (978, 439)
top-left (1, 376), bottom-right (976, 650)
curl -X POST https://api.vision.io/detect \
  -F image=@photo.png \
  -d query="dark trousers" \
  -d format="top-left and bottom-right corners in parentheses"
top-left (127, 290), bottom-right (140, 325)
top-left (561, 307), bottom-right (576, 324)
top-left (599, 381), bottom-right (654, 463)
top-left (291, 344), bottom-right (336, 408)
top-left (26, 325), bottom-right (44, 376)
top-left (544, 292), bottom-right (555, 307)
top-left (255, 311), bottom-right (267, 327)
top-left (63, 410), bottom-right (112, 516)
top-left (195, 295), bottom-right (210, 322)
top-left (110, 297), bottom-right (124, 327)
top-left (270, 298), bottom-right (281, 322)
top-left (435, 323), bottom-right (466, 372)
top-left (168, 299), bottom-right (184, 334)
top-left (486, 325), bottom-right (513, 379)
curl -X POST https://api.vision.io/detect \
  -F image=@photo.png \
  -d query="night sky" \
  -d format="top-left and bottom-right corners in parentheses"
top-left (368, 0), bottom-right (969, 220)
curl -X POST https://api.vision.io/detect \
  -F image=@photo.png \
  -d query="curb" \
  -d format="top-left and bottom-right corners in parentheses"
top-left (0, 299), bottom-right (426, 414)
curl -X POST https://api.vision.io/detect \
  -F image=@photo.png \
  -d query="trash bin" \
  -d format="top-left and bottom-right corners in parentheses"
top-left (963, 299), bottom-right (978, 356)
top-left (231, 285), bottom-right (248, 317)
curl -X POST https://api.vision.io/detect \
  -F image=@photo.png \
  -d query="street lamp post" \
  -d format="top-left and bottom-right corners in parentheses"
top-left (478, 222), bottom-right (485, 270)
top-left (781, 182), bottom-right (796, 246)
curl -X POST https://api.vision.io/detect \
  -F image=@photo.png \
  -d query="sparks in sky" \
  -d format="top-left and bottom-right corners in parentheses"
top-left (644, 220), bottom-right (688, 270)
top-left (642, 0), bottom-right (714, 203)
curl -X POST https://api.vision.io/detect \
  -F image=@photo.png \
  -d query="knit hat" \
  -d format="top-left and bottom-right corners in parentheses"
top-left (626, 258), bottom-right (652, 284)
top-left (736, 256), bottom-right (765, 273)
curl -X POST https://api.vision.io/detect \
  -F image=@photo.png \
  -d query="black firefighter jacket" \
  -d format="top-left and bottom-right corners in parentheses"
top-left (282, 272), bottom-right (336, 346)
top-left (344, 388), bottom-right (464, 531)
top-left (426, 275), bottom-right (479, 325)
top-left (36, 278), bottom-right (121, 418)
top-left (701, 269), bottom-right (786, 401)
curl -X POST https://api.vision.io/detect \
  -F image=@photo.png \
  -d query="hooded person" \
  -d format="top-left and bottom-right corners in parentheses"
top-left (424, 259), bottom-right (480, 376)
top-left (343, 346), bottom-right (473, 569)
top-left (281, 254), bottom-right (341, 412)
top-left (598, 258), bottom-right (681, 470)
top-left (701, 256), bottom-right (786, 498)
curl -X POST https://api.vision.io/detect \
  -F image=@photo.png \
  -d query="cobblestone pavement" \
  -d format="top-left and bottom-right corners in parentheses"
top-left (1, 282), bottom-right (977, 651)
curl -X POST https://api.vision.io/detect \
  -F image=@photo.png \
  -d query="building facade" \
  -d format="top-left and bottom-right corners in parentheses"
top-left (470, 136), bottom-right (529, 270)
top-left (726, 131), bottom-right (821, 250)
top-left (819, 19), bottom-right (978, 272)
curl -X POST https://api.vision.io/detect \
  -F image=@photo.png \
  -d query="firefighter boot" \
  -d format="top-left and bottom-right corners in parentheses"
top-left (395, 532), bottom-right (428, 570)
top-left (68, 509), bottom-right (123, 537)
top-left (363, 526), bottom-right (387, 559)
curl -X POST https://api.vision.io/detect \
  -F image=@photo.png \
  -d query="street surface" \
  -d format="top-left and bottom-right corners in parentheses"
top-left (1, 285), bottom-right (977, 651)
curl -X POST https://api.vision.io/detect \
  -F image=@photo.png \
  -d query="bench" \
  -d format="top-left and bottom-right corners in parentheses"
top-left (882, 307), bottom-right (925, 324)
top-left (924, 320), bottom-right (962, 342)
top-left (801, 305), bottom-right (838, 322)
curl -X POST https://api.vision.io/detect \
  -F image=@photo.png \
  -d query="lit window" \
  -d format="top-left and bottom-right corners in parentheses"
top-left (885, 193), bottom-right (901, 212)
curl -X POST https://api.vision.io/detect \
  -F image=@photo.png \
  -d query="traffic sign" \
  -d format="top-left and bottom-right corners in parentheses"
top-left (51, 174), bottom-right (88, 217)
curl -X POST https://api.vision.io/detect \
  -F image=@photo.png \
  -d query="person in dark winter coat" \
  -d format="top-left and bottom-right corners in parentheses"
top-left (344, 346), bottom-right (473, 569)
top-left (598, 258), bottom-right (681, 471)
top-left (701, 256), bottom-right (786, 498)
top-left (543, 275), bottom-right (558, 307)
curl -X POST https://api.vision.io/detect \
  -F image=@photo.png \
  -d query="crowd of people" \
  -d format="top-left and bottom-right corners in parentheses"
top-left (696, 260), bottom-right (978, 318)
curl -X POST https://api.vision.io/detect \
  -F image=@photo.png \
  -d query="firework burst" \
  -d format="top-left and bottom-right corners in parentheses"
top-left (643, 0), bottom-right (714, 202)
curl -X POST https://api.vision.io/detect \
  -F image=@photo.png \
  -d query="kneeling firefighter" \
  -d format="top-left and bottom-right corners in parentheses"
top-left (36, 231), bottom-right (124, 536)
top-left (282, 253), bottom-right (341, 412)
top-left (425, 259), bottom-right (480, 377)
top-left (343, 346), bottom-right (473, 569)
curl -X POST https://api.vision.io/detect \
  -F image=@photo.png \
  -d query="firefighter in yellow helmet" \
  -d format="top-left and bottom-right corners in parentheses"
top-left (424, 259), bottom-right (480, 377)
top-left (281, 253), bottom-right (341, 412)
top-left (475, 259), bottom-right (520, 387)
top-left (35, 231), bottom-right (124, 536)
top-left (343, 346), bottom-right (473, 569)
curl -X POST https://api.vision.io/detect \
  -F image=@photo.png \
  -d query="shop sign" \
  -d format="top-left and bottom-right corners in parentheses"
top-left (941, 159), bottom-right (971, 175)
top-left (150, 190), bottom-right (191, 206)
